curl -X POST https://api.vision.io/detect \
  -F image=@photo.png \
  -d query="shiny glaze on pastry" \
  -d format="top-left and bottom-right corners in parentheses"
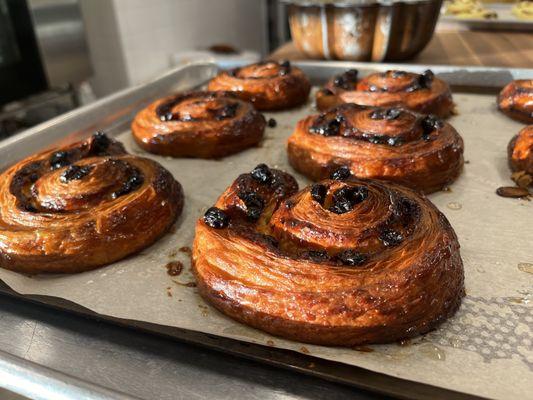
top-left (132, 91), bottom-right (265, 158)
top-left (498, 80), bottom-right (533, 124)
top-left (508, 125), bottom-right (533, 174)
top-left (208, 61), bottom-right (311, 111)
top-left (0, 133), bottom-right (183, 274)
top-left (287, 104), bottom-right (464, 193)
top-left (192, 164), bottom-right (464, 346)
top-left (316, 69), bottom-right (454, 118)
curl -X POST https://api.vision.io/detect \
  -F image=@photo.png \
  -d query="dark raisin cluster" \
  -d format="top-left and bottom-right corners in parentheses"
top-left (203, 207), bottom-right (229, 229)
top-left (302, 250), bottom-right (329, 262)
top-left (89, 132), bottom-right (111, 155)
top-left (363, 133), bottom-right (403, 147)
top-left (238, 191), bottom-right (264, 221)
top-left (406, 69), bottom-right (434, 92)
top-left (333, 69), bottom-right (358, 90)
top-left (60, 165), bottom-right (93, 183)
top-left (328, 186), bottom-right (368, 214)
top-left (310, 184), bottom-right (327, 205)
top-left (279, 60), bottom-right (291, 76)
top-left (111, 170), bottom-right (143, 198)
top-left (214, 103), bottom-right (238, 120)
top-left (379, 229), bottom-right (404, 247)
top-left (370, 108), bottom-right (401, 121)
top-left (330, 166), bottom-right (351, 181)
top-left (309, 114), bottom-right (345, 137)
top-left (421, 114), bottom-right (443, 140)
top-left (250, 163), bottom-right (273, 185)
top-left (49, 151), bottom-right (71, 170)
top-left (335, 250), bottom-right (366, 266)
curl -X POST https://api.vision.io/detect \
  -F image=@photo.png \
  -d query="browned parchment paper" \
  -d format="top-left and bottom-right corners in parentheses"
top-left (0, 91), bottom-right (531, 400)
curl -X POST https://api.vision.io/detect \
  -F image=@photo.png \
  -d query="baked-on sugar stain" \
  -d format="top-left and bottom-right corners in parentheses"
top-left (166, 261), bottom-right (183, 276)
top-left (496, 186), bottom-right (530, 198)
top-left (179, 246), bottom-right (192, 255)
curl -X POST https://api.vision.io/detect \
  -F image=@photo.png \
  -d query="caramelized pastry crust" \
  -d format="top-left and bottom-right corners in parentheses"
top-left (192, 165), bottom-right (464, 346)
top-left (0, 133), bottom-right (183, 274)
top-left (498, 80), bottom-right (533, 124)
top-left (132, 91), bottom-right (265, 158)
top-left (207, 61), bottom-right (311, 110)
top-left (287, 104), bottom-right (464, 193)
top-left (508, 125), bottom-right (533, 174)
top-left (316, 69), bottom-right (454, 118)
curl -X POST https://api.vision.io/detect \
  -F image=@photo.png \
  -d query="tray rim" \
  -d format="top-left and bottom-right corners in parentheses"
top-left (0, 59), bottom-right (531, 400)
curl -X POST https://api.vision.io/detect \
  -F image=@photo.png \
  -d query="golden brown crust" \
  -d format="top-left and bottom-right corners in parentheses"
top-left (0, 133), bottom-right (183, 274)
top-left (498, 80), bottom-right (533, 124)
top-left (508, 125), bottom-right (533, 174)
top-left (207, 61), bottom-right (311, 111)
top-left (316, 69), bottom-right (455, 118)
top-left (192, 165), bottom-right (464, 346)
top-left (287, 104), bottom-right (464, 194)
top-left (132, 91), bottom-right (265, 158)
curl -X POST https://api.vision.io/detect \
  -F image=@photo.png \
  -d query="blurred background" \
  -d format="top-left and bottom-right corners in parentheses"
top-left (0, 0), bottom-right (531, 139)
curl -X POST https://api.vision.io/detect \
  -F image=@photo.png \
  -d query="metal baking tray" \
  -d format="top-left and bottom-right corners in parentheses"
top-left (440, 2), bottom-right (533, 31)
top-left (0, 61), bottom-right (531, 400)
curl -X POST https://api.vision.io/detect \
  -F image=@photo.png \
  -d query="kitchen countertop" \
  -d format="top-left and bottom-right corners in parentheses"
top-left (269, 30), bottom-right (533, 68)
top-left (0, 294), bottom-right (389, 400)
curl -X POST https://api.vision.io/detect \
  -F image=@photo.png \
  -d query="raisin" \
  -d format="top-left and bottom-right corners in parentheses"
top-left (419, 69), bottom-right (434, 89)
top-left (267, 118), bottom-right (277, 128)
top-left (330, 166), bottom-right (351, 181)
top-left (310, 184), bottom-right (327, 205)
top-left (89, 132), bottom-right (111, 155)
top-left (309, 117), bottom-right (342, 136)
top-left (370, 108), bottom-right (401, 120)
top-left (336, 250), bottom-right (366, 266)
top-left (328, 186), bottom-right (367, 214)
top-left (302, 250), bottom-right (329, 262)
top-left (60, 165), bottom-right (92, 183)
top-left (421, 115), bottom-right (443, 140)
top-left (203, 207), bottom-right (229, 229)
top-left (380, 230), bottom-right (404, 246)
top-left (250, 163), bottom-right (273, 184)
top-left (279, 60), bottom-right (291, 75)
top-left (111, 171), bottom-right (143, 198)
top-left (49, 151), bottom-right (71, 170)
top-left (333, 69), bottom-right (358, 90)
top-left (238, 191), bottom-right (264, 221)
top-left (214, 103), bottom-right (238, 120)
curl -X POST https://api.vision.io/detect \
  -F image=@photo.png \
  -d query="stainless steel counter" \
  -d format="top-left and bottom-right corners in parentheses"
top-left (0, 295), bottom-right (386, 400)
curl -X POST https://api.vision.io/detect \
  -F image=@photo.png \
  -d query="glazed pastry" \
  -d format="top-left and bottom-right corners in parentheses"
top-left (193, 164), bottom-right (464, 346)
top-left (508, 125), bottom-right (533, 175)
top-left (0, 132), bottom-right (183, 274)
top-left (316, 69), bottom-right (454, 118)
top-left (498, 80), bottom-right (533, 124)
top-left (132, 91), bottom-right (265, 158)
top-left (207, 61), bottom-right (311, 111)
top-left (287, 104), bottom-right (464, 193)
top-left (444, 0), bottom-right (498, 18)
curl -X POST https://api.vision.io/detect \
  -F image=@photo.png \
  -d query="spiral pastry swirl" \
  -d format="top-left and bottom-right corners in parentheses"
top-left (316, 69), bottom-right (454, 118)
top-left (498, 80), bottom-right (533, 124)
top-left (0, 133), bottom-right (183, 274)
top-left (287, 104), bottom-right (464, 193)
top-left (207, 61), bottom-right (311, 111)
top-left (192, 164), bottom-right (464, 346)
top-left (508, 125), bottom-right (533, 175)
top-left (132, 91), bottom-right (265, 158)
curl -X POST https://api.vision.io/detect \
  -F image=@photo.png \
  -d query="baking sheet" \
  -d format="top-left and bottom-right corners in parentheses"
top-left (441, 2), bottom-right (533, 31)
top-left (0, 74), bottom-right (532, 399)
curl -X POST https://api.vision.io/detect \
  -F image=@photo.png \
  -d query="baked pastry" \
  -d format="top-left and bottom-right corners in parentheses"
top-left (192, 164), bottom-right (464, 346)
top-left (0, 132), bottom-right (183, 274)
top-left (498, 80), bottom-right (533, 124)
top-left (316, 69), bottom-right (454, 118)
top-left (444, 0), bottom-right (498, 18)
top-left (287, 104), bottom-right (464, 193)
top-left (207, 61), bottom-right (311, 111)
top-left (508, 125), bottom-right (533, 175)
top-left (132, 91), bottom-right (265, 158)
top-left (512, 1), bottom-right (533, 20)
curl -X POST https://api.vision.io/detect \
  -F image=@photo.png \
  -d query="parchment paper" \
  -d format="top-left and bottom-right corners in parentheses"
top-left (0, 91), bottom-right (531, 400)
